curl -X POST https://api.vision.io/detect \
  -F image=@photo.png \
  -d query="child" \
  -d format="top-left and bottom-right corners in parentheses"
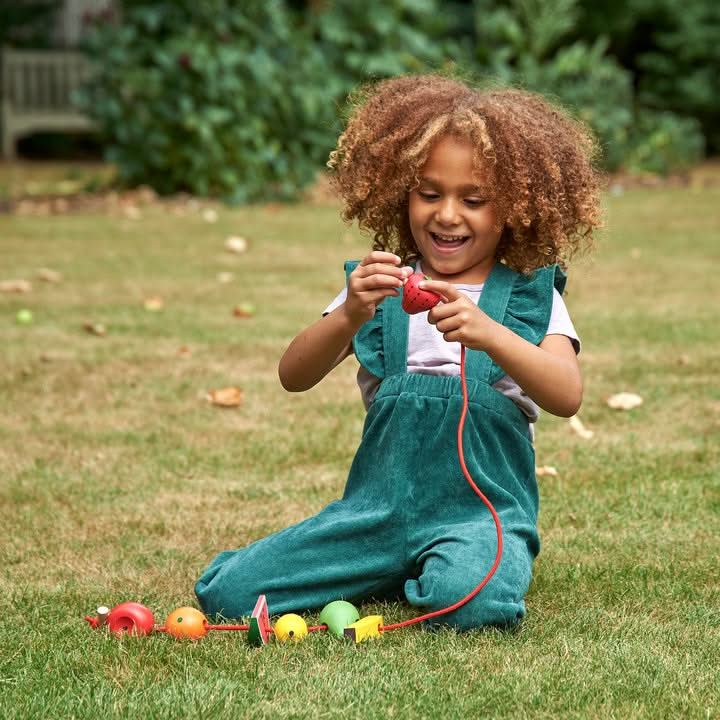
top-left (195, 74), bottom-right (601, 630)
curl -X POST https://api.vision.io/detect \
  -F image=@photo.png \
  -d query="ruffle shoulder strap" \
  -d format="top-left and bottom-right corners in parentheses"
top-left (345, 261), bottom-right (387, 379)
top-left (483, 263), bottom-right (566, 384)
top-left (502, 264), bottom-right (566, 345)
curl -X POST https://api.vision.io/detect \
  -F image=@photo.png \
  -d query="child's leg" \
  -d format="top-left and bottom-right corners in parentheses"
top-left (195, 498), bottom-right (406, 619)
top-left (404, 517), bottom-right (538, 631)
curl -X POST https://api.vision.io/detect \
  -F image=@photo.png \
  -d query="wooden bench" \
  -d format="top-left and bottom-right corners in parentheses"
top-left (1, 48), bottom-right (95, 159)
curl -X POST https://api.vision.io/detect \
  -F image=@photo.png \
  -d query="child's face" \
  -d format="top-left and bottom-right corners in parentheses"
top-left (408, 134), bottom-right (502, 284)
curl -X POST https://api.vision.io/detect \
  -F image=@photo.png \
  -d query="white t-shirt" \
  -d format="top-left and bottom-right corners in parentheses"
top-left (324, 266), bottom-right (579, 423)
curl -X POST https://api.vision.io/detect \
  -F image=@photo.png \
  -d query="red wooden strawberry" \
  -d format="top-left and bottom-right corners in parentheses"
top-left (402, 273), bottom-right (442, 314)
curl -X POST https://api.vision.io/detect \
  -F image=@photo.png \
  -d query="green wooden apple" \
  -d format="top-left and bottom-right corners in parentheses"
top-left (319, 600), bottom-right (360, 638)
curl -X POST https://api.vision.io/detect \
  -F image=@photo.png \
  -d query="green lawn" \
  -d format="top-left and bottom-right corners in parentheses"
top-left (1, 170), bottom-right (718, 719)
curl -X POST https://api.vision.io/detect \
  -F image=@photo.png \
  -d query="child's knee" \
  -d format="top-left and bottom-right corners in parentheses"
top-left (405, 540), bottom-right (535, 631)
top-left (407, 573), bottom-right (526, 631)
top-left (428, 591), bottom-right (526, 631)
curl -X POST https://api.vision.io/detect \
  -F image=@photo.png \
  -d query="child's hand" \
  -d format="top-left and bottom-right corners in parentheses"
top-left (344, 251), bottom-right (413, 325)
top-left (421, 280), bottom-right (500, 351)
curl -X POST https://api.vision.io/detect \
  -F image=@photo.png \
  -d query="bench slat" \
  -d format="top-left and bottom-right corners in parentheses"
top-left (1, 47), bottom-right (96, 157)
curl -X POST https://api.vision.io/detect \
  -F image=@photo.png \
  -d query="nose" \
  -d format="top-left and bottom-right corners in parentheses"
top-left (435, 197), bottom-right (460, 226)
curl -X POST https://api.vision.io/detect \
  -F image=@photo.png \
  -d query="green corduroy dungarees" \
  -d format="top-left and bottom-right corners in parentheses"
top-left (195, 262), bottom-right (565, 629)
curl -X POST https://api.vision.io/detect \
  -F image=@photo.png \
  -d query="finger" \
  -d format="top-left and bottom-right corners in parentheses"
top-left (362, 287), bottom-right (401, 305)
top-left (351, 271), bottom-right (406, 291)
top-left (354, 262), bottom-right (408, 282)
top-left (360, 251), bottom-right (402, 267)
top-left (418, 279), bottom-right (463, 302)
top-left (432, 308), bottom-right (462, 330)
top-left (427, 300), bottom-right (463, 324)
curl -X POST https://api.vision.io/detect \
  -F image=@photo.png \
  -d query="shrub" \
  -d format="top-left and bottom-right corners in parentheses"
top-left (305, 0), bottom-right (460, 99)
top-left (77, 0), bottom-right (337, 201)
top-left (467, 0), bottom-right (705, 173)
top-left (635, 0), bottom-right (720, 154)
top-left (624, 111), bottom-right (705, 175)
top-left (77, 0), bottom-right (461, 201)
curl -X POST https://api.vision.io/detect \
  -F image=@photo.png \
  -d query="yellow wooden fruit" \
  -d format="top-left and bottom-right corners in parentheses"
top-left (273, 613), bottom-right (308, 643)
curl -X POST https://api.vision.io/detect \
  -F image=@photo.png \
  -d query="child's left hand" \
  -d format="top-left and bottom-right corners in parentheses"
top-left (420, 280), bottom-right (500, 351)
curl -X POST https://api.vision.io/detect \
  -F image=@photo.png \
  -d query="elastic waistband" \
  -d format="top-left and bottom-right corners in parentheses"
top-left (373, 372), bottom-right (528, 427)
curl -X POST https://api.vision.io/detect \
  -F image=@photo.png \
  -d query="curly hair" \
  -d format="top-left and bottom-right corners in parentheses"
top-left (327, 74), bottom-right (602, 273)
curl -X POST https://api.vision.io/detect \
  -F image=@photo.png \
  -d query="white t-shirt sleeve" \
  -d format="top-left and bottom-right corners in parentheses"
top-left (323, 288), bottom-right (347, 316)
top-left (547, 288), bottom-right (580, 353)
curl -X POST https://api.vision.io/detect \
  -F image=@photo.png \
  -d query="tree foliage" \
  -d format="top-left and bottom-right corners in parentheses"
top-left (74, 0), bottom-right (715, 200)
top-left (469, 0), bottom-right (705, 172)
top-left (77, 0), bottom-right (459, 200)
top-left (76, 0), bottom-right (338, 201)
top-left (0, 0), bottom-right (57, 48)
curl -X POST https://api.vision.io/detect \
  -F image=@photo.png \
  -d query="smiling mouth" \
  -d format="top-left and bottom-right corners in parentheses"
top-left (430, 231), bottom-right (469, 251)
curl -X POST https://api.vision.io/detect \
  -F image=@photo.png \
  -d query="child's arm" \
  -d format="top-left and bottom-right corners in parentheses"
top-left (278, 252), bottom-right (411, 391)
top-left (420, 280), bottom-right (583, 417)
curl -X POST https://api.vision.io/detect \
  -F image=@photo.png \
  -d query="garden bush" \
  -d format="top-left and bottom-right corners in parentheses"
top-left (76, 0), bottom-right (713, 201)
top-left (77, 0), bottom-right (459, 201)
top-left (77, 0), bottom-right (337, 201)
top-left (304, 0), bottom-right (459, 101)
top-left (577, 0), bottom-right (720, 154)
top-left (468, 0), bottom-right (705, 172)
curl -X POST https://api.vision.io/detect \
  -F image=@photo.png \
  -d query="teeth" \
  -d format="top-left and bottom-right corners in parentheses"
top-left (432, 232), bottom-right (468, 242)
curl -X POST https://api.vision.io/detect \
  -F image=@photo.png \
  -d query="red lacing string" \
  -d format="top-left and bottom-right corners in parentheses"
top-left (380, 345), bottom-right (503, 631)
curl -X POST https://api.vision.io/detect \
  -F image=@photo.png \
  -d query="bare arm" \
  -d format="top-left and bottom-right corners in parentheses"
top-left (422, 280), bottom-right (583, 417)
top-left (278, 252), bottom-right (412, 392)
top-left (277, 307), bottom-right (357, 391)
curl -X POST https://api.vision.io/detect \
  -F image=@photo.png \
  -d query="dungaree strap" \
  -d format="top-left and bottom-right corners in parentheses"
top-left (467, 263), bottom-right (516, 383)
top-left (381, 295), bottom-right (409, 377)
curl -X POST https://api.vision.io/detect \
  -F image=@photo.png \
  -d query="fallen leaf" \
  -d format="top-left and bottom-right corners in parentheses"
top-left (233, 303), bottom-right (255, 318)
top-left (178, 346), bottom-right (192, 358)
top-left (224, 236), bottom-right (248, 254)
top-left (202, 208), bottom-right (219, 223)
top-left (216, 272), bottom-right (234, 284)
top-left (207, 386), bottom-right (243, 407)
top-left (83, 322), bottom-right (106, 336)
top-left (123, 205), bottom-right (141, 220)
top-left (143, 296), bottom-right (164, 311)
top-left (36, 268), bottom-right (63, 283)
top-left (606, 392), bottom-right (643, 410)
top-left (569, 414), bottom-right (594, 439)
top-left (0, 279), bottom-right (32, 293)
top-left (536, 465), bottom-right (558, 477)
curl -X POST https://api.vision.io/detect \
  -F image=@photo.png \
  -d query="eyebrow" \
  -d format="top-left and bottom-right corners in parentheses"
top-left (418, 176), bottom-right (483, 193)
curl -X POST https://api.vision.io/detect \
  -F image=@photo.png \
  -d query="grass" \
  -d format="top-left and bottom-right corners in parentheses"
top-left (1, 166), bottom-right (718, 719)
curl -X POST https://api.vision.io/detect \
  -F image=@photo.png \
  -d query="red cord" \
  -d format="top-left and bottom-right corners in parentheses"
top-left (381, 345), bottom-right (503, 631)
top-left (205, 624), bottom-right (250, 631)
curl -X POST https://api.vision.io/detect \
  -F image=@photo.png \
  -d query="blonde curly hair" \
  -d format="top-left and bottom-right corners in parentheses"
top-left (327, 74), bottom-right (602, 273)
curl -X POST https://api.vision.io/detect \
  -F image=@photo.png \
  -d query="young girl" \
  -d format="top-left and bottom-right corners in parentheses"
top-left (195, 74), bottom-right (601, 630)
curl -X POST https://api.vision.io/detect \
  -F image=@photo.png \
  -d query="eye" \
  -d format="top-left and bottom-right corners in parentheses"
top-left (417, 189), bottom-right (439, 202)
top-left (464, 198), bottom-right (487, 208)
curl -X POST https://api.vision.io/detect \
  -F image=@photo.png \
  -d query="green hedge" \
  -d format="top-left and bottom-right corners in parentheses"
top-left (76, 0), bottom-right (337, 201)
top-left (76, 0), bottom-right (710, 201)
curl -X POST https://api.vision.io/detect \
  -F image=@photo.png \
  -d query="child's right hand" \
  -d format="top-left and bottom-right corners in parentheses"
top-left (344, 251), bottom-right (413, 326)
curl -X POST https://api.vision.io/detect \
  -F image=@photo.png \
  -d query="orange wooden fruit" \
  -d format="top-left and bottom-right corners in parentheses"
top-left (165, 606), bottom-right (208, 640)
